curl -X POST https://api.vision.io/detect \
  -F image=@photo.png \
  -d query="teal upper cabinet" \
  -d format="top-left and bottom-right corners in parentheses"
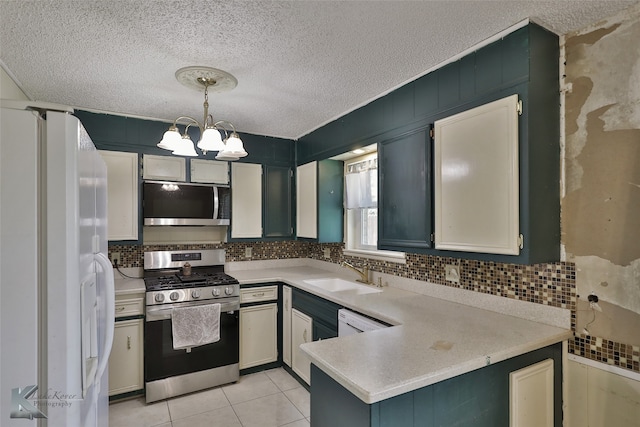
top-left (318, 160), bottom-right (344, 243)
top-left (296, 160), bottom-right (343, 243)
top-left (264, 165), bottom-right (293, 238)
top-left (378, 128), bottom-right (432, 251)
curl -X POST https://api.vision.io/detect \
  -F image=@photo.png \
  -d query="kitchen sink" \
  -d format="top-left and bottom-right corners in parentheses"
top-left (303, 278), bottom-right (382, 294)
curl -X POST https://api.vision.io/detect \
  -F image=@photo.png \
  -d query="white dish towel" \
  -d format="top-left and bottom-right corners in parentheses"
top-left (171, 303), bottom-right (221, 351)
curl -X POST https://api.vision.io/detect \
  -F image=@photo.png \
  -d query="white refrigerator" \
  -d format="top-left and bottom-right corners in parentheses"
top-left (0, 101), bottom-right (115, 426)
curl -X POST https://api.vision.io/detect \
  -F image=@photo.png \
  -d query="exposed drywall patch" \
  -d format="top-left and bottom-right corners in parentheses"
top-left (565, 23), bottom-right (620, 48)
top-left (574, 255), bottom-right (640, 316)
top-left (563, 104), bottom-right (640, 265)
top-left (563, 11), bottom-right (640, 266)
top-left (563, 76), bottom-right (592, 193)
top-left (563, 5), bottom-right (640, 356)
top-left (576, 297), bottom-right (640, 347)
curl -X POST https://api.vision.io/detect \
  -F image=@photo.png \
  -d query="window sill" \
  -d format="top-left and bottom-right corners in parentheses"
top-left (343, 248), bottom-right (406, 264)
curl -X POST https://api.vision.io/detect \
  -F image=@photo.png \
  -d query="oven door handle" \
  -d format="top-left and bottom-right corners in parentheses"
top-left (146, 299), bottom-right (239, 321)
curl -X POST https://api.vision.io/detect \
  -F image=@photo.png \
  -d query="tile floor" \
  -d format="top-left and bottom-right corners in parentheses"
top-left (109, 369), bottom-right (310, 427)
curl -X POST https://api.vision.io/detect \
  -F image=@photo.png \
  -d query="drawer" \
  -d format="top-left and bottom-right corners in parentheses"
top-left (240, 285), bottom-right (278, 304)
top-left (114, 297), bottom-right (144, 318)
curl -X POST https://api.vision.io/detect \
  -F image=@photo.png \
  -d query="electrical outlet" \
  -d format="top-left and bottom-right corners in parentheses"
top-left (245, 247), bottom-right (252, 258)
top-left (111, 252), bottom-right (121, 267)
top-left (445, 265), bottom-right (460, 283)
top-left (323, 248), bottom-right (331, 259)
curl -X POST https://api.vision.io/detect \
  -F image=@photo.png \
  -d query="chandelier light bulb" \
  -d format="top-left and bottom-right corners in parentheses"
top-left (197, 127), bottom-right (225, 152)
top-left (157, 128), bottom-right (182, 151)
top-left (172, 135), bottom-right (198, 157)
top-left (220, 132), bottom-right (248, 158)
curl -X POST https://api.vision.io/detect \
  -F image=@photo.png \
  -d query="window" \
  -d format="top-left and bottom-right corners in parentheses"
top-left (345, 154), bottom-right (378, 251)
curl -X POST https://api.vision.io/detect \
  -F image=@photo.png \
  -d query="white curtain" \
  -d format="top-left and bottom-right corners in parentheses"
top-left (345, 160), bottom-right (377, 209)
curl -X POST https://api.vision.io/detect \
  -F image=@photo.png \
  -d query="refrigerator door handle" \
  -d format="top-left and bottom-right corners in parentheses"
top-left (93, 252), bottom-right (115, 387)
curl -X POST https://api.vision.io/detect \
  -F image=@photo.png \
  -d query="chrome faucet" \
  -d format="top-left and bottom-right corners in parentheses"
top-left (341, 260), bottom-right (370, 284)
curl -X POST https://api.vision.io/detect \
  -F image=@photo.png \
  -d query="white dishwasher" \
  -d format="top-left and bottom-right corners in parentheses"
top-left (338, 309), bottom-right (387, 336)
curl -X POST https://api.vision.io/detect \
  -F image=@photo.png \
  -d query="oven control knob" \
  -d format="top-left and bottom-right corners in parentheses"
top-left (212, 288), bottom-right (221, 297)
top-left (191, 290), bottom-right (201, 299)
top-left (225, 287), bottom-right (234, 296)
top-left (154, 293), bottom-right (165, 303)
top-left (170, 291), bottom-right (179, 301)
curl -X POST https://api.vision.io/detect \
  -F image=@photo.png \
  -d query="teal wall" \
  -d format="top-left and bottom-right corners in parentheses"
top-left (83, 23), bottom-right (559, 263)
top-left (297, 25), bottom-right (537, 164)
top-left (297, 23), bottom-right (560, 264)
top-left (75, 110), bottom-right (295, 168)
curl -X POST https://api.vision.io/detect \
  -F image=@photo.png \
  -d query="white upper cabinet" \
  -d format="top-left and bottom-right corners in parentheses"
top-left (190, 159), bottom-right (229, 184)
top-left (434, 94), bottom-right (520, 255)
top-left (296, 161), bottom-right (318, 239)
top-left (142, 154), bottom-right (186, 182)
top-left (231, 162), bottom-right (262, 238)
top-left (99, 150), bottom-right (138, 241)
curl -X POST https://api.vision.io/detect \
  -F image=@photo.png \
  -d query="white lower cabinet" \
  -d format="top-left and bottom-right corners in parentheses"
top-left (239, 303), bottom-right (278, 369)
top-left (291, 308), bottom-right (313, 385)
top-left (109, 295), bottom-right (144, 397)
top-left (282, 286), bottom-right (292, 367)
top-left (509, 359), bottom-right (554, 427)
top-left (108, 318), bottom-right (144, 396)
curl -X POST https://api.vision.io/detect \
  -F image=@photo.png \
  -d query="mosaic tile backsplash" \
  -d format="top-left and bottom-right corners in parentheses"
top-left (109, 240), bottom-right (638, 375)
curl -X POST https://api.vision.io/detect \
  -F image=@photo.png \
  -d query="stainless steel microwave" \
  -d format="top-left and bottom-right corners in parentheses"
top-left (143, 181), bottom-right (230, 226)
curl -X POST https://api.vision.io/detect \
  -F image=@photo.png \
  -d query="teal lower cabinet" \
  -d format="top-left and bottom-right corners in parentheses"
top-left (310, 343), bottom-right (562, 427)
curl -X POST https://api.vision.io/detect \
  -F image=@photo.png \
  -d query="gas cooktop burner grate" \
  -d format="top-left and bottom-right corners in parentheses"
top-left (144, 272), bottom-right (239, 292)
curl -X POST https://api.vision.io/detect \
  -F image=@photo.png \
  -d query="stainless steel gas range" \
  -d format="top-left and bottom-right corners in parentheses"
top-left (143, 249), bottom-right (239, 403)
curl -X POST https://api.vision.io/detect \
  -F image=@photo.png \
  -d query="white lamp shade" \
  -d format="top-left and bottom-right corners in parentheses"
top-left (215, 152), bottom-right (240, 161)
top-left (157, 129), bottom-right (182, 151)
top-left (172, 136), bottom-right (198, 157)
top-left (197, 127), bottom-right (225, 152)
top-left (220, 133), bottom-right (248, 158)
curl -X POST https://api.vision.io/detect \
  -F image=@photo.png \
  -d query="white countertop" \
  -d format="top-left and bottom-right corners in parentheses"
top-left (114, 268), bottom-right (145, 296)
top-left (228, 260), bottom-right (572, 404)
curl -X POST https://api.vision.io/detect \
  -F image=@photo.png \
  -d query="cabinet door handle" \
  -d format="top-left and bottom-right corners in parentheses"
top-left (116, 306), bottom-right (126, 312)
top-left (284, 301), bottom-right (288, 310)
top-left (127, 336), bottom-right (131, 350)
top-left (303, 329), bottom-right (308, 342)
top-left (252, 292), bottom-right (265, 297)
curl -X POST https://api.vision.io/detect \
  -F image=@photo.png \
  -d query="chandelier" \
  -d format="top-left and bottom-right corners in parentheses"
top-left (157, 66), bottom-right (247, 160)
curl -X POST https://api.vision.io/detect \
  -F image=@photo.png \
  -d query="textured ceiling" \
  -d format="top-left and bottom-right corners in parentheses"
top-left (1, 1), bottom-right (637, 140)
